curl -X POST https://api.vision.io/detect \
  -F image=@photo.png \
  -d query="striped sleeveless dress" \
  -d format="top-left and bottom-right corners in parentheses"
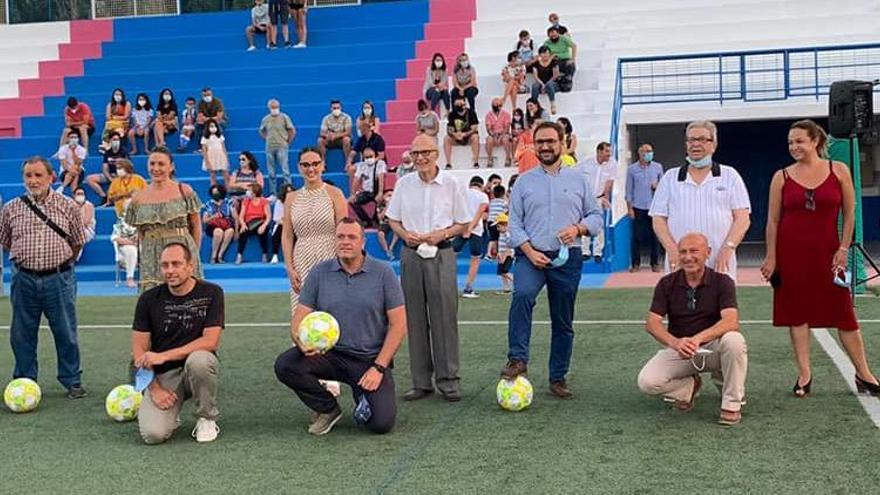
top-left (289, 184), bottom-right (337, 311)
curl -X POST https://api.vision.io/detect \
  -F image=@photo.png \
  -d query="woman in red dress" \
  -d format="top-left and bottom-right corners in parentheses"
top-left (761, 119), bottom-right (880, 397)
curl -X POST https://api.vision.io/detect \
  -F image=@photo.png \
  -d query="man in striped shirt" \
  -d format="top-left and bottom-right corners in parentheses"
top-left (649, 121), bottom-right (751, 280)
top-left (0, 157), bottom-right (87, 399)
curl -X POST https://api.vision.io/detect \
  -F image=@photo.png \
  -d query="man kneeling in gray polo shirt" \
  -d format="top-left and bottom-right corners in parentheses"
top-left (275, 218), bottom-right (407, 435)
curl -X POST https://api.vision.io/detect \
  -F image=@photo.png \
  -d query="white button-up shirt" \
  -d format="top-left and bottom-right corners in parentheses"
top-left (577, 155), bottom-right (618, 198)
top-left (649, 163), bottom-right (751, 279)
top-left (386, 167), bottom-right (471, 234)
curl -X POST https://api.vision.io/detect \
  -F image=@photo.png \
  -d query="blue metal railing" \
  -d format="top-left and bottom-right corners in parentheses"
top-left (609, 42), bottom-right (880, 155)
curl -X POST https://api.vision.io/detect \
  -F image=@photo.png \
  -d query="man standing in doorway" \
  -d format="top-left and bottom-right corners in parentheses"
top-left (626, 143), bottom-right (664, 272)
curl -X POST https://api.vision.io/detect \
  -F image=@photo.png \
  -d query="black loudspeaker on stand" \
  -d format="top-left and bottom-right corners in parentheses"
top-left (828, 80), bottom-right (880, 299)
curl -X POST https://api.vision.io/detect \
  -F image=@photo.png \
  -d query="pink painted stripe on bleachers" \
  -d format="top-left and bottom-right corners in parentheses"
top-left (381, 0), bottom-right (477, 165)
top-left (0, 19), bottom-right (113, 138)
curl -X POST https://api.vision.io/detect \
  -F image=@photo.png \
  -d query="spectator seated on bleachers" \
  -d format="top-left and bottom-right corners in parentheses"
top-left (128, 93), bottom-right (154, 155)
top-left (349, 119), bottom-right (386, 168)
top-left (511, 108), bottom-right (526, 143)
top-left (516, 29), bottom-right (536, 69)
top-left (317, 100), bottom-right (353, 163)
top-left (201, 119), bottom-right (230, 186)
top-left (55, 129), bottom-right (88, 194)
top-left (376, 189), bottom-right (398, 260)
top-left (259, 98), bottom-right (296, 197)
top-left (525, 97), bottom-right (550, 129)
top-left (236, 183), bottom-right (271, 264)
top-left (357, 100), bottom-right (381, 136)
top-left (443, 95), bottom-right (480, 169)
top-left (531, 46), bottom-right (561, 115)
top-left (178, 97), bottom-right (198, 152)
top-left (103, 88), bottom-right (131, 141)
top-left (485, 98), bottom-right (512, 168)
top-left (228, 151), bottom-right (265, 197)
top-left (451, 53), bottom-right (479, 111)
top-left (415, 99), bottom-right (440, 143)
top-left (73, 188), bottom-right (96, 246)
top-left (107, 158), bottom-right (147, 218)
top-left (502, 51), bottom-right (528, 111)
top-left (111, 204), bottom-right (139, 288)
top-left (197, 87), bottom-right (227, 138)
top-left (348, 147), bottom-right (386, 228)
top-left (547, 12), bottom-right (570, 37)
top-left (245, 0), bottom-right (269, 51)
top-left (86, 131), bottom-right (128, 205)
top-left (203, 184), bottom-right (237, 264)
top-left (557, 117), bottom-right (578, 164)
top-left (62, 97), bottom-right (95, 150)
top-left (543, 26), bottom-right (577, 92)
top-left (153, 88), bottom-right (179, 149)
top-left (424, 53), bottom-right (451, 116)
top-left (396, 150), bottom-right (415, 178)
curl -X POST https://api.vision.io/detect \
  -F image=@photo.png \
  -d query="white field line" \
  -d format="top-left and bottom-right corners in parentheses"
top-left (812, 328), bottom-right (880, 429)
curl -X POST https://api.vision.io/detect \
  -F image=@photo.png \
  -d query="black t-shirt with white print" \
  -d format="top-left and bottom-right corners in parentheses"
top-left (133, 280), bottom-right (225, 374)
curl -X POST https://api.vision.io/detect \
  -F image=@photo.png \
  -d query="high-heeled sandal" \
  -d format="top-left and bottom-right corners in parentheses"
top-left (793, 376), bottom-right (812, 398)
top-left (855, 375), bottom-right (880, 396)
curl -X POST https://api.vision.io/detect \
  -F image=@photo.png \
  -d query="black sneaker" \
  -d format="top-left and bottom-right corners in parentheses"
top-left (445, 163), bottom-right (452, 170)
top-left (67, 385), bottom-right (88, 400)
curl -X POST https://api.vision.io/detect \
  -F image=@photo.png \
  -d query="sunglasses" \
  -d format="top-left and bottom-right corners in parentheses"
top-left (805, 189), bottom-right (816, 211)
top-left (687, 287), bottom-right (697, 311)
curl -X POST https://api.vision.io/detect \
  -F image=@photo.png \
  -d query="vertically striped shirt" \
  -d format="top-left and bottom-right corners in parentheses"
top-left (648, 163), bottom-right (751, 279)
top-left (0, 191), bottom-right (85, 271)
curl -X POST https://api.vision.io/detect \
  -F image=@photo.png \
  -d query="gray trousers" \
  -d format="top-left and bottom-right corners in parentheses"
top-left (139, 350), bottom-right (219, 444)
top-left (400, 245), bottom-right (460, 393)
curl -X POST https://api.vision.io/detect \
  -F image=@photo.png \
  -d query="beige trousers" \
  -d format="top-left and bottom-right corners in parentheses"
top-left (637, 332), bottom-right (747, 412)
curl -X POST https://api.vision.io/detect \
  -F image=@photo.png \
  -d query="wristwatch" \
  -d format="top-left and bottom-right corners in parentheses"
top-left (372, 363), bottom-right (387, 374)
top-left (725, 241), bottom-right (736, 249)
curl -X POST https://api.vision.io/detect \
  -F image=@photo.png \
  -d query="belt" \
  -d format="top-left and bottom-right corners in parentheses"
top-left (16, 263), bottom-right (72, 277)
top-left (405, 240), bottom-right (451, 250)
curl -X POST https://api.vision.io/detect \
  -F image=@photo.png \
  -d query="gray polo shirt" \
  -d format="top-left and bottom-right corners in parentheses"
top-left (299, 255), bottom-right (404, 358)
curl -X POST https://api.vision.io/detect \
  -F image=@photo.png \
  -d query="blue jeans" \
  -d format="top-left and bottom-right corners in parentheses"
top-left (265, 146), bottom-right (291, 196)
top-left (507, 247), bottom-right (582, 382)
top-left (10, 267), bottom-right (82, 388)
top-left (531, 80), bottom-right (558, 102)
top-left (425, 88), bottom-right (450, 113)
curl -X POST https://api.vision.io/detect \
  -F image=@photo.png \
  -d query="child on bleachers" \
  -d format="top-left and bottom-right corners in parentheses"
top-left (129, 93), bottom-right (154, 155)
top-left (486, 184), bottom-right (508, 259)
top-left (516, 30), bottom-right (536, 68)
top-left (178, 97), bottom-right (197, 152)
top-left (201, 119), bottom-right (230, 186)
top-left (376, 189), bottom-right (398, 260)
top-left (502, 51), bottom-right (527, 111)
top-left (493, 213), bottom-right (513, 294)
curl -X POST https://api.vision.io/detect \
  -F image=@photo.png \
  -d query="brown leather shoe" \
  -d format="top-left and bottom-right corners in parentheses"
top-left (718, 408), bottom-right (741, 426)
top-left (651, 264), bottom-right (663, 273)
top-left (403, 388), bottom-right (433, 401)
top-left (674, 375), bottom-right (701, 412)
top-left (501, 359), bottom-right (528, 380)
top-left (549, 379), bottom-right (573, 399)
top-left (441, 389), bottom-right (462, 402)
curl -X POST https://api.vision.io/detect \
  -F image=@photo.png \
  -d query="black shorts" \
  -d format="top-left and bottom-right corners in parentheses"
top-left (497, 256), bottom-right (513, 275)
top-left (487, 224), bottom-right (500, 242)
top-left (269, 2), bottom-right (289, 25)
top-left (452, 234), bottom-right (483, 257)
top-left (289, 1), bottom-right (305, 10)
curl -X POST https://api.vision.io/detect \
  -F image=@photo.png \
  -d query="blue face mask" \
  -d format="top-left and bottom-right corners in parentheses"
top-left (686, 155), bottom-right (713, 169)
top-left (643, 151), bottom-right (654, 162)
top-left (550, 243), bottom-right (570, 268)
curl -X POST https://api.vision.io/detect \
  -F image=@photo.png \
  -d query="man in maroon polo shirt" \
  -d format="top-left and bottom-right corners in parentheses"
top-left (637, 232), bottom-right (748, 426)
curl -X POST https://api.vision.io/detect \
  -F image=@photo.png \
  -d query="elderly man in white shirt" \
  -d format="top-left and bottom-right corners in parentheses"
top-left (386, 134), bottom-right (471, 402)
top-left (578, 141), bottom-right (617, 262)
top-left (649, 121), bottom-right (751, 280)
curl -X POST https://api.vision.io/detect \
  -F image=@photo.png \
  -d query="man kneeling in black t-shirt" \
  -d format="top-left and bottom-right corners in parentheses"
top-left (132, 242), bottom-right (225, 444)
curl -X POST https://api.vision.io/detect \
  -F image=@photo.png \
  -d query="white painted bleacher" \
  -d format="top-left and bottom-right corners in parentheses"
top-left (0, 22), bottom-right (71, 98)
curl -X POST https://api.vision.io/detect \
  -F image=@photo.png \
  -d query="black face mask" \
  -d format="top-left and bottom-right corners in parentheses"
top-left (492, 106), bottom-right (501, 112)
top-left (456, 105), bottom-right (466, 113)
top-left (211, 192), bottom-right (224, 201)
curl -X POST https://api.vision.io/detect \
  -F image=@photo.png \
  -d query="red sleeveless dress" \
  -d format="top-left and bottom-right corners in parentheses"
top-left (772, 162), bottom-right (858, 330)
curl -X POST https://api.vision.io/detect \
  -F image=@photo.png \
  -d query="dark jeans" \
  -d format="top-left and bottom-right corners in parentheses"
top-left (10, 267), bottom-right (82, 388)
top-left (507, 247), bottom-right (582, 382)
top-left (631, 208), bottom-right (659, 267)
top-left (274, 347), bottom-right (396, 434)
top-left (531, 80), bottom-right (558, 102)
top-left (451, 86), bottom-right (479, 111)
top-left (558, 59), bottom-right (576, 91)
top-left (350, 192), bottom-right (377, 226)
top-left (237, 224), bottom-right (269, 255)
top-left (425, 88), bottom-right (450, 113)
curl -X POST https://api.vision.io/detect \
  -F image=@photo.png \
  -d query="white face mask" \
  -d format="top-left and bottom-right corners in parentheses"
top-left (209, 126), bottom-right (218, 134)
top-left (245, 190), bottom-right (253, 198)
top-left (113, 94), bottom-right (122, 103)
top-left (116, 169), bottom-right (128, 178)
top-left (460, 61), bottom-right (469, 68)
top-left (270, 108), bottom-right (280, 116)
top-left (363, 107), bottom-right (372, 116)
top-left (331, 109), bottom-right (341, 117)
top-left (365, 158), bottom-right (376, 165)
top-left (68, 137), bottom-right (79, 146)
top-left (74, 195), bottom-right (85, 204)
top-left (203, 95), bottom-right (213, 103)
top-left (434, 60), bottom-right (443, 68)
top-left (162, 94), bottom-right (172, 102)
top-left (111, 141), bottom-right (120, 151)
top-left (138, 99), bottom-right (146, 106)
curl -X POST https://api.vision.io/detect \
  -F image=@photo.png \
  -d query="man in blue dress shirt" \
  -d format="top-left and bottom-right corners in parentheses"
top-left (501, 121), bottom-right (603, 399)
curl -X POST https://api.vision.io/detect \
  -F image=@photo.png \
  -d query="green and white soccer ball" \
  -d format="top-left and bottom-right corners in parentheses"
top-left (4, 378), bottom-right (41, 413)
top-left (105, 384), bottom-right (142, 422)
top-left (496, 376), bottom-right (534, 412)
top-left (298, 311), bottom-right (341, 353)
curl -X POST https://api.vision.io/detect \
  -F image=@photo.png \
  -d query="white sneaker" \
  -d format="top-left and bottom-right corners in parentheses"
top-left (294, 42), bottom-right (306, 48)
top-left (191, 417), bottom-right (219, 443)
top-left (246, 46), bottom-right (256, 52)
top-left (270, 254), bottom-right (279, 264)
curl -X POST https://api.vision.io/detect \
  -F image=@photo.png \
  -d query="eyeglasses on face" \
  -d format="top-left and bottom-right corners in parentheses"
top-left (686, 137), bottom-right (714, 144)
top-left (535, 138), bottom-right (559, 147)
top-left (410, 149), bottom-right (437, 158)
top-left (300, 161), bottom-right (322, 169)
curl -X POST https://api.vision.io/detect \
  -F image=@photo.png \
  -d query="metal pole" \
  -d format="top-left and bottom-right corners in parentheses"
top-left (91, 0), bottom-right (96, 19)
top-left (5, 0), bottom-right (10, 24)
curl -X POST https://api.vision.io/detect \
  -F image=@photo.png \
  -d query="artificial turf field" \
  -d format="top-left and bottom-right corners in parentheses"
top-left (1, 287), bottom-right (879, 494)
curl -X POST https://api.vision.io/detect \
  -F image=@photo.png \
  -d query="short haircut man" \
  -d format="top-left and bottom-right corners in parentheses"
top-left (132, 242), bottom-right (225, 444)
top-left (274, 219), bottom-right (407, 435)
top-left (637, 233), bottom-right (747, 426)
